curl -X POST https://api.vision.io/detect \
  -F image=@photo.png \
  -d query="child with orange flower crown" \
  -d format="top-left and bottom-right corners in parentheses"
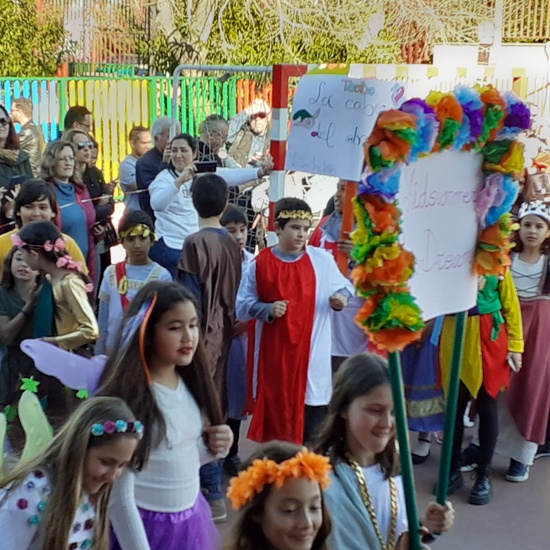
top-left (12, 220), bottom-right (98, 352)
top-left (315, 353), bottom-right (454, 550)
top-left (226, 441), bottom-right (333, 550)
top-left (236, 197), bottom-right (354, 445)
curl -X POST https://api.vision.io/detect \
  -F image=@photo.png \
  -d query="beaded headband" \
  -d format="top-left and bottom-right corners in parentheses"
top-left (518, 200), bottom-right (550, 224)
top-left (91, 419), bottom-right (144, 438)
top-left (119, 223), bottom-right (155, 241)
top-left (276, 209), bottom-right (313, 221)
top-left (226, 448), bottom-right (332, 510)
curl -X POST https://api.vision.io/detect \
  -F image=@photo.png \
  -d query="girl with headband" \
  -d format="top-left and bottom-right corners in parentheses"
top-left (97, 280), bottom-right (232, 550)
top-left (226, 440), bottom-right (333, 550)
top-left (0, 396), bottom-right (142, 549)
top-left (12, 220), bottom-right (98, 353)
top-left (95, 210), bottom-right (171, 355)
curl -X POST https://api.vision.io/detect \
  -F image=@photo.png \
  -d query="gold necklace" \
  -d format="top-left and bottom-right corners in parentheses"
top-left (346, 454), bottom-right (398, 550)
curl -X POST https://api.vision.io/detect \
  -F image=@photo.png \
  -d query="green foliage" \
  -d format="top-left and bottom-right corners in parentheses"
top-left (0, 0), bottom-right (66, 77)
top-left (206, 2), bottom-right (401, 67)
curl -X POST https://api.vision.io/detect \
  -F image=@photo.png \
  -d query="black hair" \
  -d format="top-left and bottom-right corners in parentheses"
top-left (314, 353), bottom-right (399, 479)
top-left (118, 210), bottom-right (155, 242)
top-left (220, 204), bottom-right (248, 227)
top-left (191, 173), bottom-right (228, 218)
top-left (226, 441), bottom-right (332, 550)
top-left (14, 178), bottom-right (58, 228)
top-left (96, 281), bottom-right (222, 469)
top-left (170, 133), bottom-right (197, 152)
top-left (63, 105), bottom-right (91, 130)
top-left (168, 133), bottom-right (198, 176)
top-left (274, 197), bottom-right (312, 229)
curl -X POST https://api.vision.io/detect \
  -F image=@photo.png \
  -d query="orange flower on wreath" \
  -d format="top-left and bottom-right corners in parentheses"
top-left (361, 195), bottom-right (401, 234)
top-left (479, 86), bottom-right (507, 140)
top-left (365, 111), bottom-right (417, 164)
top-left (367, 249), bottom-right (415, 287)
top-left (355, 293), bottom-right (381, 325)
top-left (369, 327), bottom-right (423, 352)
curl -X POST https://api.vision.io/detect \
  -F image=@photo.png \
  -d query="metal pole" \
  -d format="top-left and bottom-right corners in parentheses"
top-left (388, 352), bottom-right (422, 550)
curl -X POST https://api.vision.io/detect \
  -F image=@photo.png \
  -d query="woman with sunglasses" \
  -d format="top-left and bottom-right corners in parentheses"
top-left (41, 140), bottom-right (99, 283)
top-left (62, 129), bottom-right (114, 284)
top-left (0, 104), bottom-right (33, 233)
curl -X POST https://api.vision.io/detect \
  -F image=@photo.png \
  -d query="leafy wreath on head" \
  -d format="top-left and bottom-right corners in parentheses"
top-left (351, 85), bottom-right (531, 352)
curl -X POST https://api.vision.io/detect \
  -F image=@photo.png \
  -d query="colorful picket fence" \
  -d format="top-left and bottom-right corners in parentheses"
top-left (0, 66), bottom-right (546, 182)
top-left (0, 76), bottom-right (269, 181)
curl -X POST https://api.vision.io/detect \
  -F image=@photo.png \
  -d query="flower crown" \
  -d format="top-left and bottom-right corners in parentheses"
top-left (11, 234), bottom-right (66, 253)
top-left (91, 419), bottom-right (144, 438)
top-left (119, 223), bottom-right (155, 241)
top-left (276, 209), bottom-right (313, 221)
top-left (11, 232), bottom-right (91, 288)
top-left (226, 448), bottom-right (332, 510)
top-left (518, 200), bottom-right (550, 224)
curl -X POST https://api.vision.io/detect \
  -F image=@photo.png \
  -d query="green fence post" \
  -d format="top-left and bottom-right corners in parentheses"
top-left (59, 78), bottom-right (68, 131)
top-left (148, 78), bottom-right (157, 127)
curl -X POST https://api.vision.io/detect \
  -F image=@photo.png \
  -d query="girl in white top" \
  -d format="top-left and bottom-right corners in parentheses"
top-left (149, 133), bottom-right (269, 277)
top-left (494, 200), bottom-right (550, 480)
top-left (97, 280), bottom-right (232, 550)
top-left (0, 396), bottom-right (142, 550)
top-left (315, 353), bottom-right (454, 550)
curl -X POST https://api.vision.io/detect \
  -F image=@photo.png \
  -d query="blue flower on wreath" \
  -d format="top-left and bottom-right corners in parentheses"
top-left (359, 166), bottom-right (401, 202)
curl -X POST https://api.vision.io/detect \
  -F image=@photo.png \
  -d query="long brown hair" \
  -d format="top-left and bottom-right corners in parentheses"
top-left (0, 104), bottom-right (20, 150)
top-left (96, 281), bottom-right (222, 469)
top-left (225, 441), bottom-right (332, 550)
top-left (0, 397), bottom-right (141, 550)
top-left (314, 353), bottom-right (400, 479)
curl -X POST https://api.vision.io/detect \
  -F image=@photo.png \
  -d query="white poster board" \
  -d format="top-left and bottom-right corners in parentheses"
top-left (285, 74), bottom-right (405, 181)
top-left (398, 150), bottom-right (482, 320)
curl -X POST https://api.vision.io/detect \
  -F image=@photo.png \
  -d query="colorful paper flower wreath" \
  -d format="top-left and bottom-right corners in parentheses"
top-left (354, 85), bottom-right (530, 352)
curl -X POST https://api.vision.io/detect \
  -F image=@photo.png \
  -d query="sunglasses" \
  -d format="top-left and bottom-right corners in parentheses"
top-left (76, 141), bottom-right (94, 150)
top-left (250, 112), bottom-right (267, 120)
top-left (0, 118), bottom-right (10, 127)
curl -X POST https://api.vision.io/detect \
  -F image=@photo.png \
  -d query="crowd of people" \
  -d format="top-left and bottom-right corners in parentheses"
top-left (0, 95), bottom-right (546, 550)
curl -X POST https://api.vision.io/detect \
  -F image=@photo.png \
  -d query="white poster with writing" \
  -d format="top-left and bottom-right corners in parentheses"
top-left (398, 150), bottom-right (482, 320)
top-left (285, 74), bottom-right (405, 181)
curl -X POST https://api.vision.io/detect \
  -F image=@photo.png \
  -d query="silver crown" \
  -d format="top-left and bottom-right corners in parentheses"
top-left (518, 200), bottom-right (550, 224)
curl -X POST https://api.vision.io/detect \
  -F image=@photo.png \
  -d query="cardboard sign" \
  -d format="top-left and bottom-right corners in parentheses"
top-left (398, 150), bottom-right (482, 320)
top-left (285, 74), bottom-right (405, 181)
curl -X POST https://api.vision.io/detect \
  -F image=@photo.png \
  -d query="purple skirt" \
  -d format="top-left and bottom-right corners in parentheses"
top-left (111, 493), bottom-right (220, 550)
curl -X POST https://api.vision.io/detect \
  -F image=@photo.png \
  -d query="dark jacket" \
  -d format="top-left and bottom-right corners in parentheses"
top-left (136, 147), bottom-right (165, 220)
top-left (0, 149), bottom-right (33, 189)
top-left (83, 165), bottom-right (114, 225)
top-left (19, 122), bottom-right (45, 177)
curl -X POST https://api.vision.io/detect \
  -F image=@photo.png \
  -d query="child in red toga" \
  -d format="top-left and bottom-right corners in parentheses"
top-left (236, 197), bottom-right (353, 445)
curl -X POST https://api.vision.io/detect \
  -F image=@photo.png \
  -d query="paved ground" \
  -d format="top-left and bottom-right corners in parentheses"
top-left (217, 426), bottom-right (550, 549)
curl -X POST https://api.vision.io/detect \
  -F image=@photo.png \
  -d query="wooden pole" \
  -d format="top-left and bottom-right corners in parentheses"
top-left (338, 180), bottom-right (358, 275)
top-left (388, 352), bottom-right (422, 550)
